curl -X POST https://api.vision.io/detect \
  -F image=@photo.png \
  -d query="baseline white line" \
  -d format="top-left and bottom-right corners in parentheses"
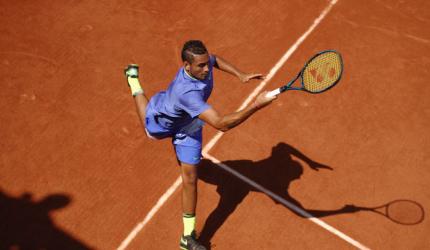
top-left (117, 1), bottom-right (339, 249)
top-left (203, 0), bottom-right (339, 155)
top-left (203, 153), bottom-right (371, 250)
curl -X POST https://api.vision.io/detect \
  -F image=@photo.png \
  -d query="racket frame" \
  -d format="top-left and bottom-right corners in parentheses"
top-left (266, 50), bottom-right (343, 97)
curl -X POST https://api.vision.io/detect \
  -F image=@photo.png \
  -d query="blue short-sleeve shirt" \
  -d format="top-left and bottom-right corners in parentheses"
top-left (145, 55), bottom-right (216, 137)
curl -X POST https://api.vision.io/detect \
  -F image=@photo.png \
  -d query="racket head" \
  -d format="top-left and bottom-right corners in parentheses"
top-left (301, 50), bottom-right (343, 93)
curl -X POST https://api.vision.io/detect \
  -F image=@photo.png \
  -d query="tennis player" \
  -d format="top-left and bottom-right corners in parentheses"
top-left (125, 40), bottom-right (276, 249)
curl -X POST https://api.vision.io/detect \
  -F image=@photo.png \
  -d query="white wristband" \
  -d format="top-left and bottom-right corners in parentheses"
top-left (266, 88), bottom-right (281, 98)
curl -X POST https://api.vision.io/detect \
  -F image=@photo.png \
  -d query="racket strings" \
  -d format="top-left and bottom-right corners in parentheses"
top-left (302, 51), bottom-right (342, 93)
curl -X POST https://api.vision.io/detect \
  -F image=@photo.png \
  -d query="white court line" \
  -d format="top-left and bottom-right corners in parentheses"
top-left (117, 0), bottom-right (341, 249)
top-left (203, 153), bottom-right (371, 250)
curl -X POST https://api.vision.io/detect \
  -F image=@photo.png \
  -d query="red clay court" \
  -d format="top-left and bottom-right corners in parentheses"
top-left (1, 0), bottom-right (429, 249)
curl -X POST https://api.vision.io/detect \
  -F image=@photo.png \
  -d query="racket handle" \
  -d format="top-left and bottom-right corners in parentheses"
top-left (266, 88), bottom-right (281, 98)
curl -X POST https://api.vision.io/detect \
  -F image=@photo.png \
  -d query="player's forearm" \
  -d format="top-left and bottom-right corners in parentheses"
top-left (199, 92), bottom-right (275, 132)
top-left (214, 55), bottom-right (244, 78)
top-left (218, 102), bottom-right (261, 132)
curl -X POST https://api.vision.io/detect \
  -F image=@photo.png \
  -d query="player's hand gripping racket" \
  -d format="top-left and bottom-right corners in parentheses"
top-left (266, 50), bottom-right (343, 97)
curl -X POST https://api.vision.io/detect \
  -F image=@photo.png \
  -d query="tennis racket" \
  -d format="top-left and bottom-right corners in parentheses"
top-left (356, 199), bottom-right (425, 225)
top-left (266, 50), bottom-right (343, 97)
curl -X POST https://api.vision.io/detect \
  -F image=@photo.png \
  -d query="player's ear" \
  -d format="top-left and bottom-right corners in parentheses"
top-left (184, 61), bottom-right (191, 71)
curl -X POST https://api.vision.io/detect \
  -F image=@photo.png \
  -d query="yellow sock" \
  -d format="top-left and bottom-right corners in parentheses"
top-left (127, 77), bottom-right (143, 96)
top-left (183, 213), bottom-right (196, 236)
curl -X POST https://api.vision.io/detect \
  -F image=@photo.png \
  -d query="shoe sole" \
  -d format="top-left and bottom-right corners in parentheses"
top-left (124, 68), bottom-right (139, 78)
top-left (124, 64), bottom-right (139, 78)
top-left (180, 239), bottom-right (187, 250)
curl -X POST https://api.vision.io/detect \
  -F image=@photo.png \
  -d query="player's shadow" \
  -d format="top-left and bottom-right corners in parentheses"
top-left (198, 142), bottom-right (359, 248)
top-left (0, 189), bottom-right (93, 250)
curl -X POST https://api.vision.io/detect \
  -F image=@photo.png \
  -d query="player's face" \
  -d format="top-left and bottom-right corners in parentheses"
top-left (185, 53), bottom-right (210, 80)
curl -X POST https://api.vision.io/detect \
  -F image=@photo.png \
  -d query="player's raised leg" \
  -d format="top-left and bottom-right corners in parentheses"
top-left (124, 64), bottom-right (149, 128)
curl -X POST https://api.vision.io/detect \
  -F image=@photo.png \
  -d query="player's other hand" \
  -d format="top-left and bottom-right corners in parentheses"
top-left (240, 73), bottom-right (265, 83)
top-left (254, 91), bottom-right (276, 109)
top-left (309, 161), bottom-right (333, 171)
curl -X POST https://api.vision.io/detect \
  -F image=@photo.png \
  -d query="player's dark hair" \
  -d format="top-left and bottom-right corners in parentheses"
top-left (181, 40), bottom-right (208, 63)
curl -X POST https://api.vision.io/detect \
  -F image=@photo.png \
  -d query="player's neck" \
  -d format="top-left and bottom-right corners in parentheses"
top-left (184, 68), bottom-right (198, 81)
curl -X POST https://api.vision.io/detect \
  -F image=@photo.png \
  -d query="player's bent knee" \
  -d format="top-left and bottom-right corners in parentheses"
top-left (182, 176), bottom-right (197, 186)
top-left (180, 164), bottom-right (198, 185)
top-left (182, 171), bottom-right (198, 185)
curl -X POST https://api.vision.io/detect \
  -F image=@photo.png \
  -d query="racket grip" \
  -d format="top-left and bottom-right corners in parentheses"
top-left (266, 88), bottom-right (281, 98)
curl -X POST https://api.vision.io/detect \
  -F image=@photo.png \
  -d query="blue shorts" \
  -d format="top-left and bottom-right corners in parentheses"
top-left (172, 127), bottom-right (203, 165)
top-left (146, 114), bottom-right (203, 165)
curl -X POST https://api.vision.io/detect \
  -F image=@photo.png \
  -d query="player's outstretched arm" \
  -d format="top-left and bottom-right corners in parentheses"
top-left (199, 91), bottom-right (276, 132)
top-left (288, 146), bottom-right (333, 171)
top-left (213, 55), bottom-right (265, 83)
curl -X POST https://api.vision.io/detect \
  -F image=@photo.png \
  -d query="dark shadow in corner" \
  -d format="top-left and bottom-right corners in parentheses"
top-left (198, 142), bottom-right (360, 248)
top-left (0, 189), bottom-right (94, 250)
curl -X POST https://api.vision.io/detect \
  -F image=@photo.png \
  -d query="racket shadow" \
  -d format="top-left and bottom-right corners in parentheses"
top-left (197, 142), bottom-right (359, 248)
top-left (352, 200), bottom-right (425, 226)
